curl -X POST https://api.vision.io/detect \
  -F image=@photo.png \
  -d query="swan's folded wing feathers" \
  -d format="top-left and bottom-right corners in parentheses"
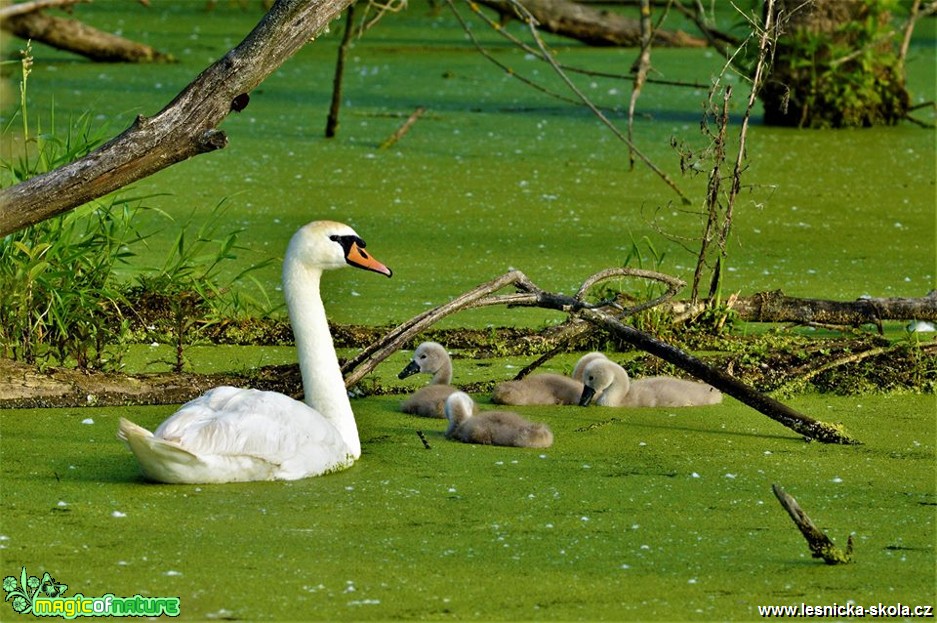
top-left (153, 388), bottom-right (345, 468)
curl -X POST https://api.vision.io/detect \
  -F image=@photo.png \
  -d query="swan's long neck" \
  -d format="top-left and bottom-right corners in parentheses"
top-left (282, 255), bottom-right (361, 459)
top-left (600, 365), bottom-right (632, 407)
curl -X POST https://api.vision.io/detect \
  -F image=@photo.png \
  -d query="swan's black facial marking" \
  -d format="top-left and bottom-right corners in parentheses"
top-left (329, 233), bottom-right (393, 277)
top-left (329, 234), bottom-right (368, 258)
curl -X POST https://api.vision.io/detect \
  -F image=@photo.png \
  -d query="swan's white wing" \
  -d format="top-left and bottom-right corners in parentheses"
top-left (148, 386), bottom-right (353, 481)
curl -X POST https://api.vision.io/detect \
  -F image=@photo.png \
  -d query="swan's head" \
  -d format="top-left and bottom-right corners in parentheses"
top-left (399, 341), bottom-right (448, 379)
top-left (578, 359), bottom-right (626, 406)
top-left (444, 391), bottom-right (475, 426)
top-left (288, 220), bottom-right (392, 277)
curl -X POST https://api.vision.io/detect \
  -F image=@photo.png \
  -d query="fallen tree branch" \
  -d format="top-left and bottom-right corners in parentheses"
top-left (343, 268), bottom-right (859, 444)
top-left (0, 0), bottom-right (356, 236)
top-left (1, 3), bottom-right (174, 63)
top-left (673, 290), bottom-right (937, 328)
top-left (0, 0), bottom-right (88, 19)
top-left (477, 0), bottom-right (707, 47)
top-left (575, 306), bottom-right (858, 444)
top-left (772, 483), bottom-right (854, 565)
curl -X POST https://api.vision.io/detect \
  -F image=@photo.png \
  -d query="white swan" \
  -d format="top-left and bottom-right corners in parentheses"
top-left (491, 352), bottom-right (605, 406)
top-left (444, 392), bottom-right (554, 448)
top-left (398, 341), bottom-right (460, 418)
top-left (117, 220), bottom-right (392, 483)
top-left (578, 358), bottom-right (722, 408)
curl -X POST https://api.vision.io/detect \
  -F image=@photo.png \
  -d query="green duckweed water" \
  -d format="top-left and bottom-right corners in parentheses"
top-left (2, 3), bottom-right (934, 326)
top-left (2, 394), bottom-right (934, 620)
top-left (1, 2), bottom-right (935, 620)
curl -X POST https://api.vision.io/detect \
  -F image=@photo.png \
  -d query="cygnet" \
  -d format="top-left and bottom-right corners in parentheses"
top-left (445, 392), bottom-right (554, 448)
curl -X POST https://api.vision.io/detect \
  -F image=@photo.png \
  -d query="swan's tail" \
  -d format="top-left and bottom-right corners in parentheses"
top-left (117, 417), bottom-right (202, 483)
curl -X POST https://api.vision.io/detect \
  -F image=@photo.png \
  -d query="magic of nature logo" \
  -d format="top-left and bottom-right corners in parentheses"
top-left (3, 566), bottom-right (180, 618)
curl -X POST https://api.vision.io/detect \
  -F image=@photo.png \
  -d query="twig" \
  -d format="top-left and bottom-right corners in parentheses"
top-left (512, 0), bottom-right (690, 204)
top-left (771, 484), bottom-right (854, 565)
top-left (378, 106), bottom-right (426, 149)
top-left (898, 0), bottom-right (923, 67)
top-left (416, 430), bottom-right (432, 449)
top-left (627, 0), bottom-right (653, 171)
top-left (719, 0), bottom-right (776, 271)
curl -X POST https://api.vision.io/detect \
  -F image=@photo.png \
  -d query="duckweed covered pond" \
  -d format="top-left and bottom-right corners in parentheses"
top-left (1, 1), bottom-right (935, 620)
top-left (2, 394), bottom-right (935, 620)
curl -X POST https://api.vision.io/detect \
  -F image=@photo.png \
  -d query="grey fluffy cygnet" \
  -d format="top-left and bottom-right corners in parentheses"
top-left (491, 352), bottom-right (608, 406)
top-left (445, 392), bottom-right (554, 448)
top-left (579, 358), bottom-right (722, 408)
top-left (398, 342), bottom-right (461, 418)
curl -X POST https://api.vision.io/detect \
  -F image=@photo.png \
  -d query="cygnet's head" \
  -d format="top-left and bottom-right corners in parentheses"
top-left (444, 391), bottom-right (476, 426)
top-left (399, 342), bottom-right (448, 379)
top-left (578, 360), bottom-right (625, 406)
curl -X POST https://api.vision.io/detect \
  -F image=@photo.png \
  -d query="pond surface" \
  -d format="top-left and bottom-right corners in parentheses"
top-left (2, 394), bottom-right (934, 620)
top-left (0, 2), bottom-right (935, 621)
top-left (1, 1), bottom-right (934, 327)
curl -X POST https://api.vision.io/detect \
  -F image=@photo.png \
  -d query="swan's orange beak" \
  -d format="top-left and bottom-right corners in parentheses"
top-left (347, 241), bottom-right (393, 278)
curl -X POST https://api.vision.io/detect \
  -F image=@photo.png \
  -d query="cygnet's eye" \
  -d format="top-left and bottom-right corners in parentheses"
top-left (419, 354), bottom-right (427, 360)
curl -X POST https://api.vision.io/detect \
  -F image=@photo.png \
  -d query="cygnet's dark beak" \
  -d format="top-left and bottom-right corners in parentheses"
top-left (578, 386), bottom-right (596, 407)
top-left (398, 360), bottom-right (420, 380)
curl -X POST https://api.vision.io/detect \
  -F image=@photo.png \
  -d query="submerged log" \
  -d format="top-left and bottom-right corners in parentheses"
top-left (772, 484), bottom-right (854, 564)
top-left (477, 0), bottom-right (706, 47)
top-left (1, 7), bottom-right (175, 63)
top-left (674, 290), bottom-right (937, 329)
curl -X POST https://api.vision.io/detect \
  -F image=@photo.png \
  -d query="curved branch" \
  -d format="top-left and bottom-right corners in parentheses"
top-left (0, 0), bottom-right (355, 237)
top-left (342, 267), bottom-right (858, 444)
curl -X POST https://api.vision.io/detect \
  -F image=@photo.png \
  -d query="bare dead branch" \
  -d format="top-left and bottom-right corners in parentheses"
top-left (325, 1), bottom-right (357, 138)
top-left (627, 0), bottom-right (653, 170)
top-left (672, 289), bottom-right (937, 327)
top-left (0, 0), bottom-right (357, 237)
top-left (342, 267), bottom-right (860, 444)
top-left (476, 0), bottom-right (706, 47)
top-left (772, 484), bottom-right (854, 564)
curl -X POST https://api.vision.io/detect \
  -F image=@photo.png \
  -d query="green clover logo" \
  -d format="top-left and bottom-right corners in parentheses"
top-left (3, 567), bottom-right (67, 615)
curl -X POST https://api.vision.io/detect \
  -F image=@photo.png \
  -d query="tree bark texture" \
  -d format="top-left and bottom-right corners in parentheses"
top-left (477, 0), bottom-right (706, 47)
top-left (760, 0), bottom-right (910, 127)
top-left (1, 9), bottom-right (175, 63)
top-left (0, 0), bottom-right (355, 237)
top-left (674, 290), bottom-right (937, 328)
